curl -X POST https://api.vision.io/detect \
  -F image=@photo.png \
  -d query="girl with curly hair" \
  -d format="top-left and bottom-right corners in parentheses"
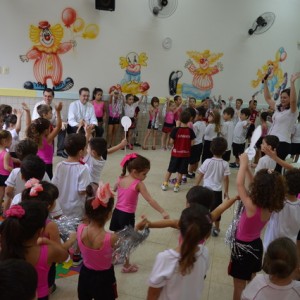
top-left (228, 153), bottom-right (286, 300)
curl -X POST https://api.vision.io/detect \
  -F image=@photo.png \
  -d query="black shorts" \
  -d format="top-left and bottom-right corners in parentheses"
top-left (78, 265), bottom-right (117, 300)
top-left (297, 230), bottom-right (300, 241)
top-left (96, 117), bottom-right (103, 123)
top-left (0, 174), bottom-right (8, 187)
top-left (189, 143), bottom-right (203, 164)
top-left (129, 117), bottom-right (136, 130)
top-left (167, 156), bottom-right (189, 175)
top-left (290, 143), bottom-right (300, 155)
top-left (109, 208), bottom-right (135, 232)
top-left (201, 140), bottom-right (213, 163)
top-left (147, 120), bottom-right (158, 130)
top-left (162, 122), bottom-right (174, 133)
top-left (232, 142), bottom-right (245, 158)
top-left (228, 238), bottom-right (263, 281)
top-left (222, 150), bottom-right (231, 162)
top-left (246, 123), bottom-right (255, 139)
top-left (212, 191), bottom-right (222, 221)
top-left (108, 117), bottom-right (120, 125)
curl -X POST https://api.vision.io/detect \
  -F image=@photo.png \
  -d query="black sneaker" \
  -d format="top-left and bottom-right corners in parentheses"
top-left (186, 173), bottom-right (195, 178)
top-left (57, 151), bottom-right (68, 158)
top-left (211, 227), bottom-right (220, 237)
top-left (134, 142), bottom-right (141, 147)
top-left (72, 254), bottom-right (83, 266)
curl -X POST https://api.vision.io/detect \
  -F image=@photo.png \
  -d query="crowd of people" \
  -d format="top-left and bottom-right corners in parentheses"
top-left (0, 72), bottom-right (299, 300)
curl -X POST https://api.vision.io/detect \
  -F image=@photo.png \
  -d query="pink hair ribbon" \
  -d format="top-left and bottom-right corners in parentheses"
top-left (24, 178), bottom-right (44, 197)
top-left (91, 182), bottom-right (115, 209)
top-left (6, 205), bottom-right (25, 219)
top-left (120, 153), bottom-right (138, 167)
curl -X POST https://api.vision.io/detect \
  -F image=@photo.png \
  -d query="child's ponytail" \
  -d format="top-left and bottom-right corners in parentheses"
top-left (26, 118), bottom-right (50, 144)
top-left (120, 153), bottom-right (150, 177)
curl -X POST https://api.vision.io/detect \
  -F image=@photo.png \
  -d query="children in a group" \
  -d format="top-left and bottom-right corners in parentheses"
top-left (109, 153), bottom-right (169, 272)
top-left (161, 110), bottom-right (195, 192)
top-left (195, 137), bottom-right (230, 236)
top-left (291, 112), bottom-right (300, 163)
top-left (229, 108), bottom-right (251, 168)
top-left (263, 168), bottom-right (300, 248)
top-left (201, 109), bottom-right (221, 163)
top-left (228, 153), bottom-right (286, 300)
top-left (143, 96), bottom-right (160, 150)
top-left (0, 201), bottom-right (70, 300)
top-left (187, 106), bottom-right (207, 178)
top-left (147, 204), bottom-right (212, 300)
top-left (242, 237), bottom-right (300, 300)
top-left (92, 88), bottom-right (106, 129)
top-left (254, 135), bottom-right (279, 174)
top-left (221, 107), bottom-right (235, 162)
top-left (26, 103), bottom-right (62, 178)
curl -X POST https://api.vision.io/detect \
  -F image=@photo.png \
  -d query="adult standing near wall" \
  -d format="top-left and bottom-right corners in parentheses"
top-left (264, 72), bottom-right (300, 172)
top-left (67, 87), bottom-right (103, 137)
top-left (32, 88), bottom-right (67, 157)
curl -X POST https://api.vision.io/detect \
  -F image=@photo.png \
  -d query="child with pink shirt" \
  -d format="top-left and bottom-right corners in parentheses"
top-left (92, 88), bottom-right (106, 129)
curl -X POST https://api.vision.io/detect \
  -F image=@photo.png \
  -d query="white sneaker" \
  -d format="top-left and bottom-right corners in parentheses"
top-left (173, 184), bottom-right (180, 192)
top-left (161, 183), bottom-right (168, 191)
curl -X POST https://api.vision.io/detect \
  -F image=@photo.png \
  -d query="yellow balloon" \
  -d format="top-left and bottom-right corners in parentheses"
top-left (73, 17), bottom-right (85, 33)
top-left (82, 24), bottom-right (99, 39)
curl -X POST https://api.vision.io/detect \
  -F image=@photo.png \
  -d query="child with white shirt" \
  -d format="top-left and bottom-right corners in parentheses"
top-left (221, 107), bottom-right (235, 162)
top-left (291, 112), bottom-right (300, 163)
top-left (229, 108), bottom-right (251, 168)
top-left (255, 135), bottom-right (279, 174)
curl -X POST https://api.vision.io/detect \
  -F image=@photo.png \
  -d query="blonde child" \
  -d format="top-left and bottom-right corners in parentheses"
top-left (92, 88), bottom-right (106, 130)
top-left (109, 153), bottom-right (169, 272)
top-left (228, 153), bottom-right (286, 300)
top-left (143, 97), bottom-right (160, 150)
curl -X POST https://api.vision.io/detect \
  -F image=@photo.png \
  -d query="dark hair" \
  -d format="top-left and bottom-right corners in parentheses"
top-left (125, 94), bottom-right (134, 100)
top-left (26, 118), bottom-right (50, 144)
top-left (43, 88), bottom-right (55, 97)
top-left (85, 183), bottom-right (114, 226)
top-left (151, 97), bottom-right (159, 107)
top-left (0, 130), bottom-right (12, 142)
top-left (20, 154), bottom-right (46, 181)
top-left (0, 104), bottom-right (13, 117)
top-left (180, 109), bottom-right (192, 124)
top-left (22, 180), bottom-right (58, 209)
top-left (92, 88), bottom-right (103, 99)
top-left (89, 137), bottom-right (107, 157)
top-left (121, 154), bottom-right (150, 176)
top-left (178, 205), bottom-right (212, 275)
top-left (79, 87), bottom-right (90, 95)
top-left (210, 137), bottom-right (227, 156)
top-left (186, 186), bottom-right (214, 210)
top-left (0, 201), bottom-right (48, 260)
top-left (15, 139), bottom-right (38, 161)
top-left (263, 135), bottom-right (279, 150)
top-left (185, 107), bottom-right (196, 121)
top-left (0, 259), bottom-right (37, 300)
top-left (285, 168), bottom-right (300, 196)
top-left (263, 237), bottom-right (298, 279)
top-left (249, 169), bottom-right (285, 212)
top-left (174, 95), bottom-right (181, 102)
top-left (281, 88), bottom-right (290, 97)
top-left (64, 133), bottom-right (86, 156)
top-left (5, 114), bottom-right (17, 128)
top-left (260, 111), bottom-right (269, 122)
top-left (37, 104), bottom-right (52, 118)
top-left (249, 99), bottom-right (257, 105)
top-left (240, 108), bottom-right (251, 117)
top-left (236, 98), bottom-right (243, 105)
top-left (196, 106), bottom-right (207, 118)
top-left (223, 107), bottom-right (234, 118)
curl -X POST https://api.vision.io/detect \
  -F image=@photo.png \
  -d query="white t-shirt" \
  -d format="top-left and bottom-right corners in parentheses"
top-left (32, 100), bottom-right (57, 125)
top-left (221, 120), bottom-right (234, 151)
top-left (241, 274), bottom-right (300, 300)
top-left (52, 161), bottom-right (91, 218)
top-left (198, 157), bottom-right (230, 191)
top-left (255, 155), bottom-right (276, 174)
top-left (204, 124), bottom-right (218, 141)
top-left (291, 123), bottom-right (300, 143)
top-left (68, 100), bottom-right (98, 127)
top-left (124, 102), bottom-right (139, 118)
top-left (263, 198), bottom-right (300, 250)
top-left (192, 121), bottom-right (206, 145)
top-left (233, 108), bottom-right (241, 125)
top-left (7, 128), bottom-right (19, 152)
top-left (148, 247), bottom-right (209, 300)
top-left (268, 107), bottom-right (298, 143)
top-left (83, 153), bottom-right (106, 183)
top-left (233, 120), bottom-right (248, 144)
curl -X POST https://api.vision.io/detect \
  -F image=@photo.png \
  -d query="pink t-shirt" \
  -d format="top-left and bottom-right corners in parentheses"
top-left (92, 101), bottom-right (105, 118)
top-left (164, 111), bottom-right (175, 124)
top-left (37, 137), bottom-right (54, 164)
top-left (236, 207), bottom-right (268, 242)
top-left (116, 178), bottom-right (140, 213)
top-left (0, 149), bottom-right (13, 176)
top-left (77, 223), bottom-right (113, 270)
top-left (35, 245), bottom-right (50, 298)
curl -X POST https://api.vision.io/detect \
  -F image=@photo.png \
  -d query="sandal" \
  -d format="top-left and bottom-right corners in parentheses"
top-left (142, 146), bottom-right (149, 150)
top-left (121, 264), bottom-right (139, 273)
top-left (152, 146), bottom-right (156, 150)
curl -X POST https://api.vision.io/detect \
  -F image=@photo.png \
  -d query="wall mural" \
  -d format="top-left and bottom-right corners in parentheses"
top-left (19, 7), bottom-right (99, 91)
top-left (169, 49), bottom-right (224, 99)
top-left (251, 47), bottom-right (287, 100)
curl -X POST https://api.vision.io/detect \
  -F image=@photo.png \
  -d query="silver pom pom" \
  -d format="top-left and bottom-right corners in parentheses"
top-left (53, 215), bottom-right (81, 241)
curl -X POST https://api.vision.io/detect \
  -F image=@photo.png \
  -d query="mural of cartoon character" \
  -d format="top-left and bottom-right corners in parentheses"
top-left (119, 52), bottom-right (150, 94)
top-left (20, 20), bottom-right (75, 91)
top-left (169, 50), bottom-right (223, 99)
top-left (251, 47), bottom-right (287, 100)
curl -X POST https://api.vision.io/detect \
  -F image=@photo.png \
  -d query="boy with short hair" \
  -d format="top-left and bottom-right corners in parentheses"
top-left (221, 107), bottom-right (235, 162)
top-left (254, 135), bottom-right (279, 174)
top-left (161, 109), bottom-right (196, 193)
top-left (233, 98), bottom-right (243, 125)
top-left (229, 108), bottom-right (251, 168)
top-left (195, 137), bottom-right (230, 236)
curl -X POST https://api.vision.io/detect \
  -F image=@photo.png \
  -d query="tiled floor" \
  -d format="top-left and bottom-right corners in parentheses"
top-left (52, 148), bottom-right (241, 300)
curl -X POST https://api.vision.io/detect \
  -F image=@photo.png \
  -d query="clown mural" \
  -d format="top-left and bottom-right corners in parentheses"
top-left (251, 47), bottom-right (288, 100)
top-left (169, 49), bottom-right (223, 99)
top-left (20, 7), bottom-right (99, 91)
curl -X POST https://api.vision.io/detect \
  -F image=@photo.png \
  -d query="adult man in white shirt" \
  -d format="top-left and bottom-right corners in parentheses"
top-left (32, 88), bottom-right (67, 157)
top-left (67, 87), bottom-right (103, 137)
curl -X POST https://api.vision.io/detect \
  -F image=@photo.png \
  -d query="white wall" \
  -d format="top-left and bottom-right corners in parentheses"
top-left (0, 0), bottom-right (300, 102)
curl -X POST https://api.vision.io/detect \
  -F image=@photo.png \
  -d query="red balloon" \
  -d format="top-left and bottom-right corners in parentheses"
top-left (62, 7), bottom-right (77, 28)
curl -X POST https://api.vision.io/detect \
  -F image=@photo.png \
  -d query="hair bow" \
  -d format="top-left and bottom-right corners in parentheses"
top-left (120, 153), bottom-right (138, 167)
top-left (24, 178), bottom-right (44, 197)
top-left (6, 205), bottom-right (25, 219)
top-left (91, 182), bottom-right (114, 209)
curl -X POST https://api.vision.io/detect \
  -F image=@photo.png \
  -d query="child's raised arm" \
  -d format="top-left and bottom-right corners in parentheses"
top-left (22, 103), bottom-right (31, 128)
top-left (47, 102), bottom-right (62, 144)
top-left (262, 145), bottom-right (294, 170)
top-left (15, 109), bottom-right (23, 134)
